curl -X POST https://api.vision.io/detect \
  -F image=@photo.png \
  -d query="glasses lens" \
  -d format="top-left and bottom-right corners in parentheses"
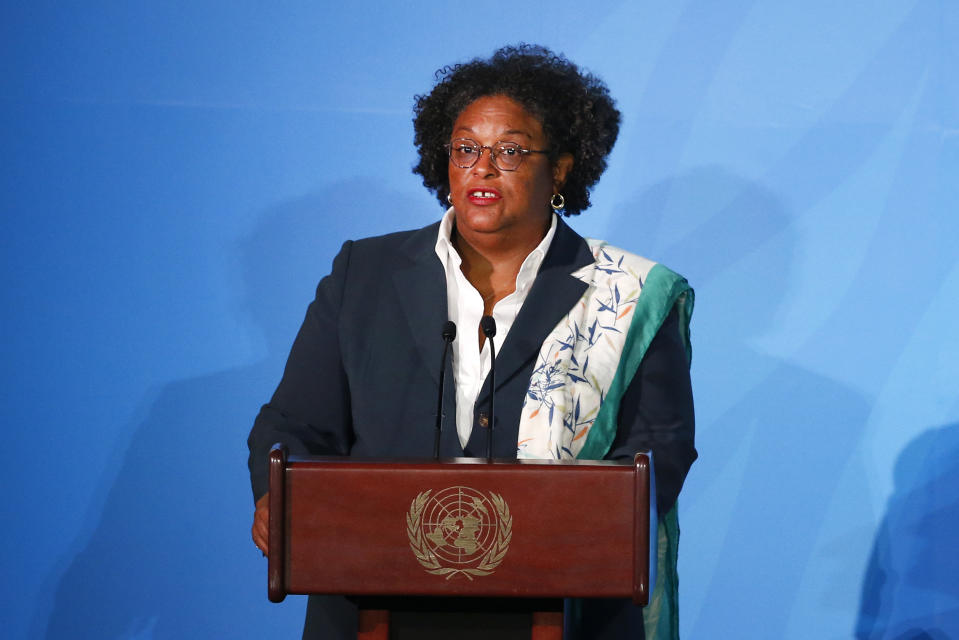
top-left (493, 142), bottom-right (523, 171)
top-left (450, 138), bottom-right (480, 168)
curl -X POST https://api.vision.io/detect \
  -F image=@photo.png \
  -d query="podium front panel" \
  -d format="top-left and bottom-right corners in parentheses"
top-left (273, 456), bottom-right (649, 601)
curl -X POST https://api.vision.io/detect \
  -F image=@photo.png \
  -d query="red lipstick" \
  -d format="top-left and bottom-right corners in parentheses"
top-left (465, 187), bottom-right (502, 205)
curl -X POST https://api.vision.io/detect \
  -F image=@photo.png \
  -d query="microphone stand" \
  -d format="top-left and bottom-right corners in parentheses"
top-left (433, 321), bottom-right (456, 460)
top-left (480, 315), bottom-right (497, 463)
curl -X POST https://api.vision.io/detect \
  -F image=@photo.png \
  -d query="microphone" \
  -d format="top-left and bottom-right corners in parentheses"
top-left (433, 321), bottom-right (457, 459)
top-left (480, 315), bottom-right (497, 462)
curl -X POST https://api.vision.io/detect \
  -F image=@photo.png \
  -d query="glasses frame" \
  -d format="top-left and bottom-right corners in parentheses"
top-left (446, 137), bottom-right (552, 172)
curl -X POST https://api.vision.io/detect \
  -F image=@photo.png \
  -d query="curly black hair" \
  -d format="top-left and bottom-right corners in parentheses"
top-left (412, 44), bottom-right (620, 216)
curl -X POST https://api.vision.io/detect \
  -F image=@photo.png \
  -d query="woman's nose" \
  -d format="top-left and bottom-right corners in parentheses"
top-left (471, 147), bottom-right (499, 176)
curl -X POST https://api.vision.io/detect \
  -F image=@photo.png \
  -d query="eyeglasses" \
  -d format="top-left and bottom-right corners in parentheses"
top-left (446, 137), bottom-right (551, 172)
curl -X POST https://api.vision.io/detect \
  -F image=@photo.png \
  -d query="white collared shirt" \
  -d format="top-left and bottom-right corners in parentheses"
top-left (434, 207), bottom-right (557, 448)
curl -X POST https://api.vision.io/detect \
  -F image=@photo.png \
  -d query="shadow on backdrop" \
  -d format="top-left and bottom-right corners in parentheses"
top-left (603, 9), bottom-right (940, 631)
top-left (607, 166), bottom-right (873, 637)
top-left (856, 424), bottom-right (959, 639)
top-left (32, 180), bottom-right (426, 639)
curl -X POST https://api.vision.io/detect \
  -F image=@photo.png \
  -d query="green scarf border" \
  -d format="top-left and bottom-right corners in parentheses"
top-left (573, 263), bottom-right (692, 639)
top-left (577, 263), bottom-right (694, 460)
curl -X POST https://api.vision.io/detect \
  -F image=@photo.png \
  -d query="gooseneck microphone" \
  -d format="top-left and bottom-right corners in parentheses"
top-left (433, 321), bottom-right (457, 460)
top-left (480, 315), bottom-right (497, 462)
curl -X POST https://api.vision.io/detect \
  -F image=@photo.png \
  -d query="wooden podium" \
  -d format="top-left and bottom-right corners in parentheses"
top-left (268, 444), bottom-right (654, 639)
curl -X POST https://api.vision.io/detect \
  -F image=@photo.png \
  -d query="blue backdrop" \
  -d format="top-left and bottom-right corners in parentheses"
top-left (3, 1), bottom-right (956, 638)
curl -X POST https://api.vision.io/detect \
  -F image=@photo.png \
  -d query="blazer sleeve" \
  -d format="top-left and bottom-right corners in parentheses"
top-left (247, 240), bottom-right (357, 502)
top-left (606, 306), bottom-right (697, 515)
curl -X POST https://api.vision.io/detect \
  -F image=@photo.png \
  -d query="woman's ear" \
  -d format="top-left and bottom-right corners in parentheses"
top-left (552, 153), bottom-right (574, 191)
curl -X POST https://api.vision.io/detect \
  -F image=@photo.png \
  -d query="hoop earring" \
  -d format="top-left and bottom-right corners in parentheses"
top-left (447, 193), bottom-right (453, 205)
top-left (550, 193), bottom-right (566, 212)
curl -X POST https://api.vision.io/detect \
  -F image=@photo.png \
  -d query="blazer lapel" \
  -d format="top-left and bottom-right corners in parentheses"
top-left (392, 222), bottom-right (448, 387)
top-left (468, 218), bottom-right (595, 458)
top-left (489, 217), bottom-right (595, 391)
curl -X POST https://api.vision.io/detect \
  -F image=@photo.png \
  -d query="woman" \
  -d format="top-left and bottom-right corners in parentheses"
top-left (249, 44), bottom-right (696, 639)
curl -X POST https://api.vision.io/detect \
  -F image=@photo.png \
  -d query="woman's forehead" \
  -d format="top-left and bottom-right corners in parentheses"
top-left (452, 95), bottom-right (544, 141)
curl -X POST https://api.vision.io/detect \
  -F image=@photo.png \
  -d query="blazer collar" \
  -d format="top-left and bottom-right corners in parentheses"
top-left (487, 216), bottom-right (595, 392)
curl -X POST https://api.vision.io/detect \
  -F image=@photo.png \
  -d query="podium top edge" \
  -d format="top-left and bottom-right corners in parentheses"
top-left (285, 454), bottom-right (649, 468)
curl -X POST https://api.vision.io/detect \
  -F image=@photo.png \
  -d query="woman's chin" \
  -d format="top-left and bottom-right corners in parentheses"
top-left (455, 209), bottom-right (507, 235)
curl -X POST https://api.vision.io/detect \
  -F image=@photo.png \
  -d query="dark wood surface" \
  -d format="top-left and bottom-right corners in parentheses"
top-left (267, 447), bottom-right (286, 603)
top-left (632, 453), bottom-right (651, 605)
top-left (357, 609), bottom-right (388, 640)
top-left (356, 597), bottom-right (562, 640)
top-left (531, 611), bottom-right (564, 640)
top-left (268, 446), bottom-right (651, 605)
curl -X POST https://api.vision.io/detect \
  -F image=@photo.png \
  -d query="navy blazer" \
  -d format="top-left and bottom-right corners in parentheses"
top-left (248, 216), bottom-right (695, 514)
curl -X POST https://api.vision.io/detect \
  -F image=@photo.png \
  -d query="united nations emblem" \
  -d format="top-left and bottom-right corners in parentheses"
top-left (406, 486), bottom-right (512, 579)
